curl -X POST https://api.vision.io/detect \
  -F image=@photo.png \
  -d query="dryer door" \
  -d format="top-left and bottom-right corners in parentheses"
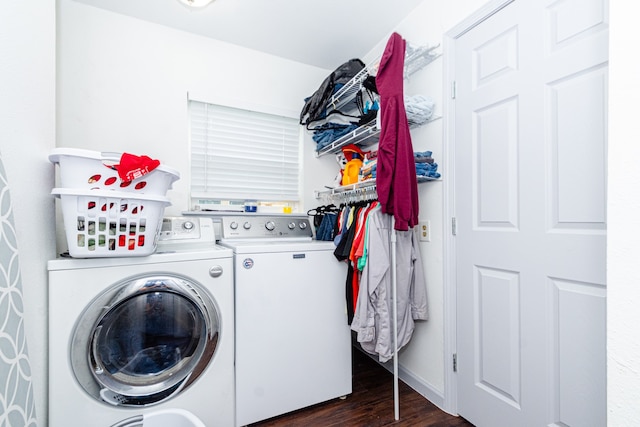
top-left (70, 274), bottom-right (220, 406)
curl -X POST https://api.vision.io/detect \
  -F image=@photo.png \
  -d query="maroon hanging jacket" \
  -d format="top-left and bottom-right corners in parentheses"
top-left (375, 32), bottom-right (419, 231)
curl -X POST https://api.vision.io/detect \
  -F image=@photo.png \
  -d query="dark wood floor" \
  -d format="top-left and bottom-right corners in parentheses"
top-left (249, 348), bottom-right (475, 427)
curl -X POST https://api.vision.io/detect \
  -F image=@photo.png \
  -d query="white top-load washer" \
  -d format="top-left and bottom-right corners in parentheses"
top-left (217, 214), bottom-right (352, 427)
top-left (48, 217), bottom-right (236, 427)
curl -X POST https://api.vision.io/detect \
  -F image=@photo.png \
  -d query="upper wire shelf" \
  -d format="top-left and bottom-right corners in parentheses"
top-left (327, 43), bottom-right (441, 114)
top-left (327, 67), bottom-right (370, 113)
top-left (370, 43), bottom-right (442, 79)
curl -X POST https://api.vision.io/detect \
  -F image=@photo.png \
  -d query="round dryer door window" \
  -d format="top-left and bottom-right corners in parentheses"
top-left (70, 274), bottom-right (221, 406)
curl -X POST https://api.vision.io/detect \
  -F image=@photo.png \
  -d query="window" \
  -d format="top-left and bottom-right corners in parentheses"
top-left (189, 100), bottom-right (301, 207)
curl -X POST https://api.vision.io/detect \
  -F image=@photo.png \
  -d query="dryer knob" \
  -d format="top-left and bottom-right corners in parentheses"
top-left (182, 220), bottom-right (195, 231)
top-left (265, 221), bottom-right (276, 231)
top-left (209, 265), bottom-right (223, 278)
top-left (229, 221), bottom-right (238, 230)
top-left (288, 222), bottom-right (296, 230)
top-left (243, 222), bottom-right (252, 230)
top-left (299, 222), bottom-right (308, 230)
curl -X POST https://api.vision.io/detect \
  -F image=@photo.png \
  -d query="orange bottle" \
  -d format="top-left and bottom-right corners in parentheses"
top-left (341, 154), bottom-right (363, 186)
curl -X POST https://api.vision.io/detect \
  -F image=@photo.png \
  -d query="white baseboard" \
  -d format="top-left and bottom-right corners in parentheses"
top-left (377, 358), bottom-right (450, 415)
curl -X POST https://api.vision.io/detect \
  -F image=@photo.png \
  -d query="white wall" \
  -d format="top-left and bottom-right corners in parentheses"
top-left (57, 0), bottom-right (329, 241)
top-left (608, 3), bottom-right (640, 425)
top-left (0, 1), bottom-right (56, 424)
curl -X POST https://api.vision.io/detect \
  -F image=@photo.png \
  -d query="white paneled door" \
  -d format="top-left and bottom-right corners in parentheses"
top-left (453, 0), bottom-right (608, 426)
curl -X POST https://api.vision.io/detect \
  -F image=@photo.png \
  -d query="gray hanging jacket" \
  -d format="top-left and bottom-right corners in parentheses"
top-left (350, 210), bottom-right (428, 362)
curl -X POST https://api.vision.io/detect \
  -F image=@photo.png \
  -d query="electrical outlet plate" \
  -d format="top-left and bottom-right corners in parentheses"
top-left (419, 220), bottom-right (430, 242)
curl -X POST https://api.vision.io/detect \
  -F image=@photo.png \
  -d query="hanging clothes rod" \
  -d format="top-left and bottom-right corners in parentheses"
top-left (315, 182), bottom-right (378, 204)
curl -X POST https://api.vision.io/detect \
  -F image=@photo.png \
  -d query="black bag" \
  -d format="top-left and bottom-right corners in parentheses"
top-left (299, 58), bottom-right (366, 129)
top-left (355, 88), bottom-right (378, 126)
top-left (362, 75), bottom-right (378, 94)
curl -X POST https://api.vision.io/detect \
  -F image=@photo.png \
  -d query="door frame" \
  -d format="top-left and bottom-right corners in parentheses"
top-left (441, 0), bottom-right (516, 416)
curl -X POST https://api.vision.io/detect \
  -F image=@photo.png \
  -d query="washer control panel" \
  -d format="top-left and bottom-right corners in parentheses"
top-left (220, 215), bottom-right (312, 240)
top-left (158, 217), bottom-right (216, 243)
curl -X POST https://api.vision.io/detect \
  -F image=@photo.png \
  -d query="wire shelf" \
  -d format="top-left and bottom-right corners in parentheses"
top-left (327, 43), bottom-right (441, 114)
top-left (314, 115), bottom-right (441, 158)
top-left (315, 176), bottom-right (439, 203)
top-left (315, 122), bottom-right (379, 157)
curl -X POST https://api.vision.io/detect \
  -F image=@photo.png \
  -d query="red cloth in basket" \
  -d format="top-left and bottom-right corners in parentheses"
top-left (117, 153), bottom-right (161, 182)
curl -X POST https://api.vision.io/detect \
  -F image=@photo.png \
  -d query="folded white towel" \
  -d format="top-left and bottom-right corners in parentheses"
top-left (405, 94), bottom-right (435, 125)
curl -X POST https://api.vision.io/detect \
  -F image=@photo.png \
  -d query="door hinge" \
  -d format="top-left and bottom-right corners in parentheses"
top-left (453, 353), bottom-right (458, 372)
top-left (451, 217), bottom-right (457, 236)
top-left (451, 81), bottom-right (456, 99)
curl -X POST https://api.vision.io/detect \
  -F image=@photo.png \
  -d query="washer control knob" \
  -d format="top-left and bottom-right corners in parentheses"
top-left (288, 222), bottom-right (296, 230)
top-left (209, 265), bottom-right (223, 278)
top-left (299, 222), bottom-right (308, 230)
top-left (229, 221), bottom-right (238, 230)
top-left (265, 221), bottom-right (276, 231)
top-left (243, 222), bottom-right (252, 230)
top-left (182, 220), bottom-right (195, 231)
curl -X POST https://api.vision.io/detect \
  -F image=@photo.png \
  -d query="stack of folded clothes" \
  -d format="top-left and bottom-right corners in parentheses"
top-left (360, 150), bottom-right (378, 181)
top-left (414, 151), bottom-right (441, 179)
top-left (312, 122), bottom-right (359, 151)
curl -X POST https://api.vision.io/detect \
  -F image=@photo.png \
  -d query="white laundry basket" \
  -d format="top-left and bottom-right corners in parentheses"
top-left (52, 188), bottom-right (170, 258)
top-left (49, 148), bottom-right (180, 195)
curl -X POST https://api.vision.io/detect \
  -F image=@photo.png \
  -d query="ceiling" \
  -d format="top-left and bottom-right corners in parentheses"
top-left (72, 0), bottom-right (426, 69)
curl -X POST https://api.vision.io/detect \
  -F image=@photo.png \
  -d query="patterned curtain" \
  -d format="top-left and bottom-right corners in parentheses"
top-left (0, 150), bottom-right (37, 426)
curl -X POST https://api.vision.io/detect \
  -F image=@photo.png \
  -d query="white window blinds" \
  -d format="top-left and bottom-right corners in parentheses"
top-left (189, 100), bottom-right (301, 202)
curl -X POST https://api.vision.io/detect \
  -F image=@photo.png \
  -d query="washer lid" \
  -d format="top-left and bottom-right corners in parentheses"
top-left (219, 239), bottom-right (336, 254)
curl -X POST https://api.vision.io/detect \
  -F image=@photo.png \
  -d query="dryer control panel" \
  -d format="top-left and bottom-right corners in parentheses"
top-left (219, 215), bottom-right (312, 240)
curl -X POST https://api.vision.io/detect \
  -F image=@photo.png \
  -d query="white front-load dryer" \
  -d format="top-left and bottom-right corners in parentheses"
top-left (47, 245), bottom-right (234, 427)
